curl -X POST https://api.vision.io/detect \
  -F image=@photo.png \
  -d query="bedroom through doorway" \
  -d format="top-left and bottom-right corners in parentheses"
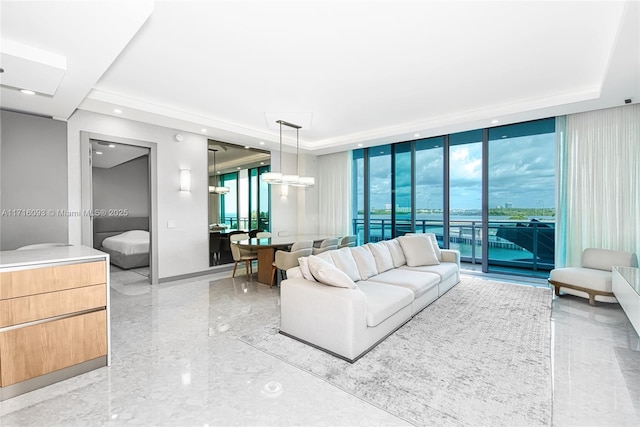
top-left (89, 139), bottom-right (152, 285)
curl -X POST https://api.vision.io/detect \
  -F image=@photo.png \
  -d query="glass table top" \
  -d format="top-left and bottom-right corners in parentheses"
top-left (614, 266), bottom-right (640, 295)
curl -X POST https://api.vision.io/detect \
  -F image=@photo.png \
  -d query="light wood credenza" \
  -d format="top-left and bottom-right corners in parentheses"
top-left (0, 246), bottom-right (110, 400)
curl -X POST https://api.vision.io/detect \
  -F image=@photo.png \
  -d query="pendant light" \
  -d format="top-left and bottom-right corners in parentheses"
top-left (261, 120), bottom-right (284, 184)
top-left (263, 120), bottom-right (314, 187)
top-left (208, 148), bottom-right (230, 194)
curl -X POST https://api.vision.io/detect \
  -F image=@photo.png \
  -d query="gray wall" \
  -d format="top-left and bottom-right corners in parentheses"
top-left (0, 110), bottom-right (69, 250)
top-left (92, 155), bottom-right (149, 216)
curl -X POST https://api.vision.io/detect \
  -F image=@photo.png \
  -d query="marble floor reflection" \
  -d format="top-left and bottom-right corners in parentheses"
top-left (1, 269), bottom-right (638, 426)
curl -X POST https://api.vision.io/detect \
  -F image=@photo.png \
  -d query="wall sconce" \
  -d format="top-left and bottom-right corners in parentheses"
top-left (180, 169), bottom-right (191, 192)
top-left (281, 184), bottom-right (289, 198)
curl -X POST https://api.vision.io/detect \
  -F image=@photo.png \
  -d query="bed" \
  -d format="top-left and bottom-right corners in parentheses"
top-left (93, 216), bottom-right (149, 269)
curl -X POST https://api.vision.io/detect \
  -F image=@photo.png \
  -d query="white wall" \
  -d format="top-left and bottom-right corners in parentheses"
top-left (67, 110), bottom-right (209, 279)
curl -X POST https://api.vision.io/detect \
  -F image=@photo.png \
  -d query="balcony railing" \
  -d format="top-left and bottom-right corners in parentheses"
top-left (352, 218), bottom-right (555, 272)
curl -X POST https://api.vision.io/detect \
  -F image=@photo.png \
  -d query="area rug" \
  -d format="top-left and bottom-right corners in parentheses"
top-left (240, 277), bottom-right (553, 426)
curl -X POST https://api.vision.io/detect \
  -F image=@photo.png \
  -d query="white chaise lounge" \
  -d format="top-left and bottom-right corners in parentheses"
top-left (548, 248), bottom-right (638, 305)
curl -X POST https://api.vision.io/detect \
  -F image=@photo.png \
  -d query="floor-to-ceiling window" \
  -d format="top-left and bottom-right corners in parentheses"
top-left (414, 137), bottom-right (444, 240)
top-left (487, 118), bottom-right (555, 272)
top-left (449, 129), bottom-right (483, 263)
top-left (352, 149), bottom-right (365, 243)
top-left (393, 142), bottom-right (412, 236)
top-left (353, 118), bottom-right (556, 277)
top-left (368, 145), bottom-right (392, 242)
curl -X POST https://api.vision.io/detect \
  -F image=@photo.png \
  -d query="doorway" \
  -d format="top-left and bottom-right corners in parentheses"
top-left (80, 132), bottom-right (158, 284)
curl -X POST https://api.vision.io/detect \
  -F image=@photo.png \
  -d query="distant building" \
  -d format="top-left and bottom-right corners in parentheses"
top-left (505, 202), bottom-right (513, 208)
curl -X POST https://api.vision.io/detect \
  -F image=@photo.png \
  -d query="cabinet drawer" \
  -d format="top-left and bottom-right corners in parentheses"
top-left (0, 284), bottom-right (106, 328)
top-left (0, 261), bottom-right (106, 300)
top-left (0, 310), bottom-right (107, 386)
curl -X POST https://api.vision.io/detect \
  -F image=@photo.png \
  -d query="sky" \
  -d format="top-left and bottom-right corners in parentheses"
top-left (360, 131), bottom-right (556, 212)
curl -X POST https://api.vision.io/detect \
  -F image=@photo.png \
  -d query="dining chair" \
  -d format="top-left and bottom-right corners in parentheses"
top-left (256, 231), bottom-right (272, 238)
top-left (230, 233), bottom-right (257, 278)
top-left (271, 247), bottom-right (313, 288)
top-left (312, 238), bottom-right (339, 255)
top-left (290, 240), bottom-right (314, 251)
top-left (338, 235), bottom-right (357, 249)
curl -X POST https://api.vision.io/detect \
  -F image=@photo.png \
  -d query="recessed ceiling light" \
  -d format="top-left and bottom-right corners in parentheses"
top-left (244, 146), bottom-right (250, 149)
top-left (260, 162), bottom-right (265, 165)
top-left (357, 143), bottom-right (363, 147)
top-left (201, 128), bottom-right (207, 132)
top-left (237, 167), bottom-right (241, 170)
top-left (491, 119), bottom-right (499, 124)
top-left (114, 109), bottom-right (122, 114)
top-left (259, 141), bottom-right (265, 145)
top-left (20, 89), bottom-right (36, 95)
top-left (95, 151), bottom-right (103, 155)
top-left (108, 144), bottom-right (116, 148)
top-left (414, 133), bottom-right (420, 137)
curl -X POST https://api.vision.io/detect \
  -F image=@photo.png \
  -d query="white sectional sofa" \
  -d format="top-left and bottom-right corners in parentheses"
top-left (280, 233), bottom-right (460, 362)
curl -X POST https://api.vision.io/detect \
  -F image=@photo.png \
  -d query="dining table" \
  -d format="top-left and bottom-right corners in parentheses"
top-left (235, 234), bottom-right (339, 285)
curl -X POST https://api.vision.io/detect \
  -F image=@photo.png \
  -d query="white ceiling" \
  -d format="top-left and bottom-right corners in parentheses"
top-left (1, 1), bottom-right (638, 155)
top-left (90, 140), bottom-right (149, 169)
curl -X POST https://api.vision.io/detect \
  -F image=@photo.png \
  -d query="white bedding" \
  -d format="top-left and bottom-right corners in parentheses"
top-left (102, 230), bottom-right (149, 255)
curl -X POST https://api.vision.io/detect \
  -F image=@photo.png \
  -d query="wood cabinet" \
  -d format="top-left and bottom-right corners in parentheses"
top-left (0, 249), bottom-right (110, 400)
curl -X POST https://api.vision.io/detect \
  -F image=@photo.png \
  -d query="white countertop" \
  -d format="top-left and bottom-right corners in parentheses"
top-left (0, 245), bottom-right (109, 270)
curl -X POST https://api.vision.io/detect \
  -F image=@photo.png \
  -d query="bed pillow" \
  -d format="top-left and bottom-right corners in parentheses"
top-left (307, 255), bottom-right (358, 289)
top-left (366, 242), bottom-right (394, 273)
top-left (297, 257), bottom-right (316, 281)
top-left (397, 234), bottom-right (440, 267)
top-left (329, 247), bottom-right (362, 282)
top-left (350, 246), bottom-right (378, 280)
top-left (383, 239), bottom-right (407, 267)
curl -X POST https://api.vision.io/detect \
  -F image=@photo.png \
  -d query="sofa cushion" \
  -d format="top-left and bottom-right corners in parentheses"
top-left (357, 281), bottom-right (414, 327)
top-left (367, 269), bottom-right (440, 298)
top-left (350, 246), bottom-right (378, 280)
top-left (366, 242), bottom-right (394, 273)
top-left (398, 234), bottom-right (440, 267)
top-left (383, 239), bottom-right (407, 267)
top-left (315, 250), bottom-right (335, 265)
top-left (550, 267), bottom-right (613, 293)
top-left (401, 262), bottom-right (458, 282)
top-left (425, 233), bottom-right (443, 261)
top-left (297, 257), bottom-right (316, 281)
top-left (307, 255), bottom-right (358, 289)
top-left (329, 247), bottom-right (361, 282)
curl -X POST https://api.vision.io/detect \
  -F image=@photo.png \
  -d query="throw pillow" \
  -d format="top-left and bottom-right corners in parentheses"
top-left (329, 247), bottom-right (362, 282)
top-left (366, 242), bottom-right (394, 273)
top-left (350, 245), bottom-right (378, 280)
top-left (307, 255), bottom-right (358, 289)
top-left (397, 234), bottom-right (440, 267)
top-left (425, 233), bottom-right (443, 261)
top-left (383, 239), bottom-right (407, 267)
top-left (298, 256), bottom-right (316, 281)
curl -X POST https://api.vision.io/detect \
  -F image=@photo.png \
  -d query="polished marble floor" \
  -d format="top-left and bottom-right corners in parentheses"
top-left (1, 265), bottom-right (638, 426)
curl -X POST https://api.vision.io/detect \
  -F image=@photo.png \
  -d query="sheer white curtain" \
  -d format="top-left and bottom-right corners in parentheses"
top-left (556, 104), bottom-right (640, 267)
top-left (317, 151), bottom-right (352, 236)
